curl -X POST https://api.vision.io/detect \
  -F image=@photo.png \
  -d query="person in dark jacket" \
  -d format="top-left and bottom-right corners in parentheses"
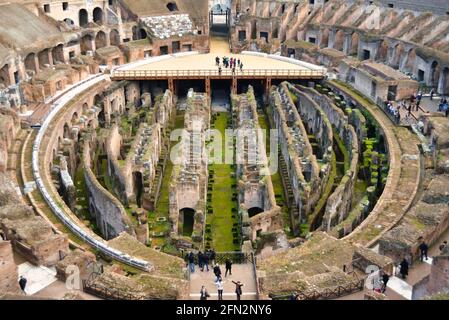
top-left (200, 286), bottom-right (210, 300)
top-left (209, 249), bottom-right (216, 266)
top-left (225, 258), bottom-right (233, 277)
top-left (381, 272), bottom-right (390, 293)
top-left (232, 280), bottom-right (244, 300)
top-left (19, 276), bottom-right (27, 292)
top-left (188, 252), bottom-right (195, 273)
top-left (198, 251), bottom-right (204, 271)
top-left (213, 263), bottom-right (222, 280)
top-left (419, 241), bottom-right (429, 261)
top-left (399, 259), bottom-right (409, 280)
top-left (202, 251), bottom-right (210, 272)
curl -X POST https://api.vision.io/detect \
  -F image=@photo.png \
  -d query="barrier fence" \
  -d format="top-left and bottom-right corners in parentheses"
top-left (111, 68), bottom-right (327, 79)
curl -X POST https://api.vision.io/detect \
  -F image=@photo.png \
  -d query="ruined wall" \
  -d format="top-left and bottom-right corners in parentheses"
top-left (83, 140), bottom-right (134, 240)
top-left (0, 240), bottom-right (21, 295)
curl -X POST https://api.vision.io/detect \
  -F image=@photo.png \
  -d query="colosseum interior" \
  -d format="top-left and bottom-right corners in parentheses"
top-left (1, 0), bottom-right (449, 302)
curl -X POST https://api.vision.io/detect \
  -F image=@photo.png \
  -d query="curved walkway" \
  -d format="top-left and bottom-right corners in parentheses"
top-left (31, 74), bottom-right (151, 272)
top-left (329, 81), bottom-right (422, 248)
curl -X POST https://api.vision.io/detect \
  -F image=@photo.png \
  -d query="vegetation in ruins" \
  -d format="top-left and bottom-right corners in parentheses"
top-left (206, 112), bottom-right (240, 252)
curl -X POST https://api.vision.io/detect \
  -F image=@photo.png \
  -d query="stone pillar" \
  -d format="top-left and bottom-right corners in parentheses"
top-left (232, 77), bottom-right (237, 94)
top-left (343, 32), bottom-right (352, 55)
top-left (205, 77), bottom-right (211, 98)
top-left (328, 29), bottom-right (336, 49)
top-left (34, 55), bottom-right (40, 72)
top-left (438, 70), bottom-right (447, 95)
top-left (48, 50), bottom-right (54, 66)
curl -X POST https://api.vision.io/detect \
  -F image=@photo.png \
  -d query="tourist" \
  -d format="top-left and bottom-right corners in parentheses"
top-left (419, 241), bottom-right (429, 261)
top-left (232, 66), bottom-right (236, 75)
top-left (19, 276), bottom-right (27, 293)
top-left (210, 249), bottom-right (216, 265)
top-left (225, 258), bottom-right (233, 277)
top-left (381, 272), bottom-right (390, 293)
top-left (232, 280), bottom-right (244, 300)
top-left (200, 285), bottom-right (210, 300)
top-left (439, 241), bottom-right (448, 253)
top-left (188, 251), bottom-right (195, 273)
top-left (213, 263), bottom-right (222, 280)
top-left (203, 251), bottom-right (210, 272)
top-left (399, 258), bottom-right (409, 280)
top-left (240, 63), bottom-right (243, 72)
top-left (430, 88), bottom-right (435, 100)
top-left (198, 251), bottom-right (204, 271)
top-left (215, 56), bottom-right (220, 66)
top-left (215, 278), bottom-right (224, 300)
top-left (218, 66), bottom-right (222, 76)
top-left (237, 59), bottom-right (240, 66)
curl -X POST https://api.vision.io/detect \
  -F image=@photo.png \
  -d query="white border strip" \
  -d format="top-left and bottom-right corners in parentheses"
top-left (31, 74), bottom-right (151, 271)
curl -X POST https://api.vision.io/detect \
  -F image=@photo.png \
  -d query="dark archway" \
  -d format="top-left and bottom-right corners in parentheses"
top-left (38, 49), bottom-right (51, 68)
top-left (248, 207), bottom-right (264, 217)
top-left (133, 172), bottom-right (144, 207)
top-left (139, 28), bottom-right (147, 40)
top-left (180, 208), bottom-right (195, 237)
top-left (24, 53), bottom-right (37, 73)
top-left (63, 123), bottom-right (71, 139)
top-left (167, 2), bottom-right (179, 11)
top-left (79, 9), bottom-right (88, 27)
top-left (52, 44), bottom-right (65, 64)
top-left (80, 34), bottom-right (93, 54)
top-left (93, 7), bottom-right (103, 25)
top-left (110, 29), bottom-right (120, 46)
top-left (95, 31), bottom-right (107, 49)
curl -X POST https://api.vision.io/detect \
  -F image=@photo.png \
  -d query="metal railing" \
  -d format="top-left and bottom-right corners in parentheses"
top-left (111, 68), bottom-right (326, 79)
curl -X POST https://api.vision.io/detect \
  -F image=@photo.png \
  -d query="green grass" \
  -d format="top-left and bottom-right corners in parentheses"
top-left (258, 114), bottom-right (292, 237)
top-left (207, 113), bottom-right (240, 252)
top-left (148, 112), bottom-right (185, 247)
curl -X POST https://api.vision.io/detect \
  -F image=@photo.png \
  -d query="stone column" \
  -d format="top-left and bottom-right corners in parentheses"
top-left (343, 32), bottom-right (352, 55)
top-left (328, 29), bottom-right (336, 49)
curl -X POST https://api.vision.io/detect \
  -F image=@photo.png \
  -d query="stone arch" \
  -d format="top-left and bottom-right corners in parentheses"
top-left (64, 18), bottom-right (75, 27)
top-left (333, 29), bottom-right (345, 51)
top-left (38, 49), bottom-right (51, 68)
top-left (93, 7), bottom-right (103, 25)
top-left (79, 9), bottom-right (88, 27)
top-left (438, 67), bottom-right (449, 95)
top-left (139, 28), bottom-right (147, 40)
top-left (391, 43), bottom-right (404, 69)
top-left (167, 2), bottom-right (179, 12)
top-left (350, 32), bottom-right (359, 56)
top-left (320, 28), bottom-right (330, 48)
top-left (403, 48), bottom-right (416, 73)
top-left (179, 207), bottom-right (195, 236)
top-left (95, 31), bottom-right (107, 49)
top-left (24, 53), bottom-right (37, 73)
top-left (0, 64), bottom-right (11, 86)
top-left (63, 123), bottom-right (71, 139)
top-left (132, 26), bottom-right (138, 41)
top-left (377, 40), bottom-right (389, 62)
top-left (430, 60), bottom-right (440, 88)
top-left (248, 207), bottom-right (264, 217)
top-left (52, 44), bottom-right (65, 64)
top-left (80, 34), bottom-right (93, 54)
top-left (71, 112), bottom-right (79, 126)
top-left (110, 29), bottom-right (120, 46)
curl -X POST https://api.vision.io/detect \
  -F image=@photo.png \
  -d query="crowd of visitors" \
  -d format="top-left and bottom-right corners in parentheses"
top-left (215, 56), bottom-right (243, 75)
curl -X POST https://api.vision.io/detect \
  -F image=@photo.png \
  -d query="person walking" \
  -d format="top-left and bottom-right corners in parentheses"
top-left (203, 251), bottom-right (210, 272)
top-left (198, 251), bottom-right (204, 271)
top-left (381, 272), bottom-right (390, 293)
top-left (188, 251), bottom-right (195, 273)
top-left (200, 285), bottom-right (210, 300)
top-left (19, 276), bottom-right (27, 293)
top-left (240, 63), bottom-right (243, 72)
top-left (419, 241), bottom-right (429, 261)
top-left (218, 66), bottom-right (222, 76)
top-left (215, 56), bottom-right (220, 66)
top-left (232, 280), bottom-right (244, 300)
top-left (399, 258), bottom-right (409, 280)
top-left (225, 258), bottom-right (233, 277)
top-left (430, 88), bottom-right (434, 101)
top-left (209, 249), bottom-right (216, 266)
top-left (215, 278), bottom-right (224, 300)
top-left (213, 263), bottom-right (222, 280)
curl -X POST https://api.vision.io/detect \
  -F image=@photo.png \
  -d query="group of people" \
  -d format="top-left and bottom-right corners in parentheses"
top-left (186, 249), bottom-right (216, 273)
top-left (215, 56), bottom-right (244, 75)
top-left (200, 279), bottom-right (244, 301)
